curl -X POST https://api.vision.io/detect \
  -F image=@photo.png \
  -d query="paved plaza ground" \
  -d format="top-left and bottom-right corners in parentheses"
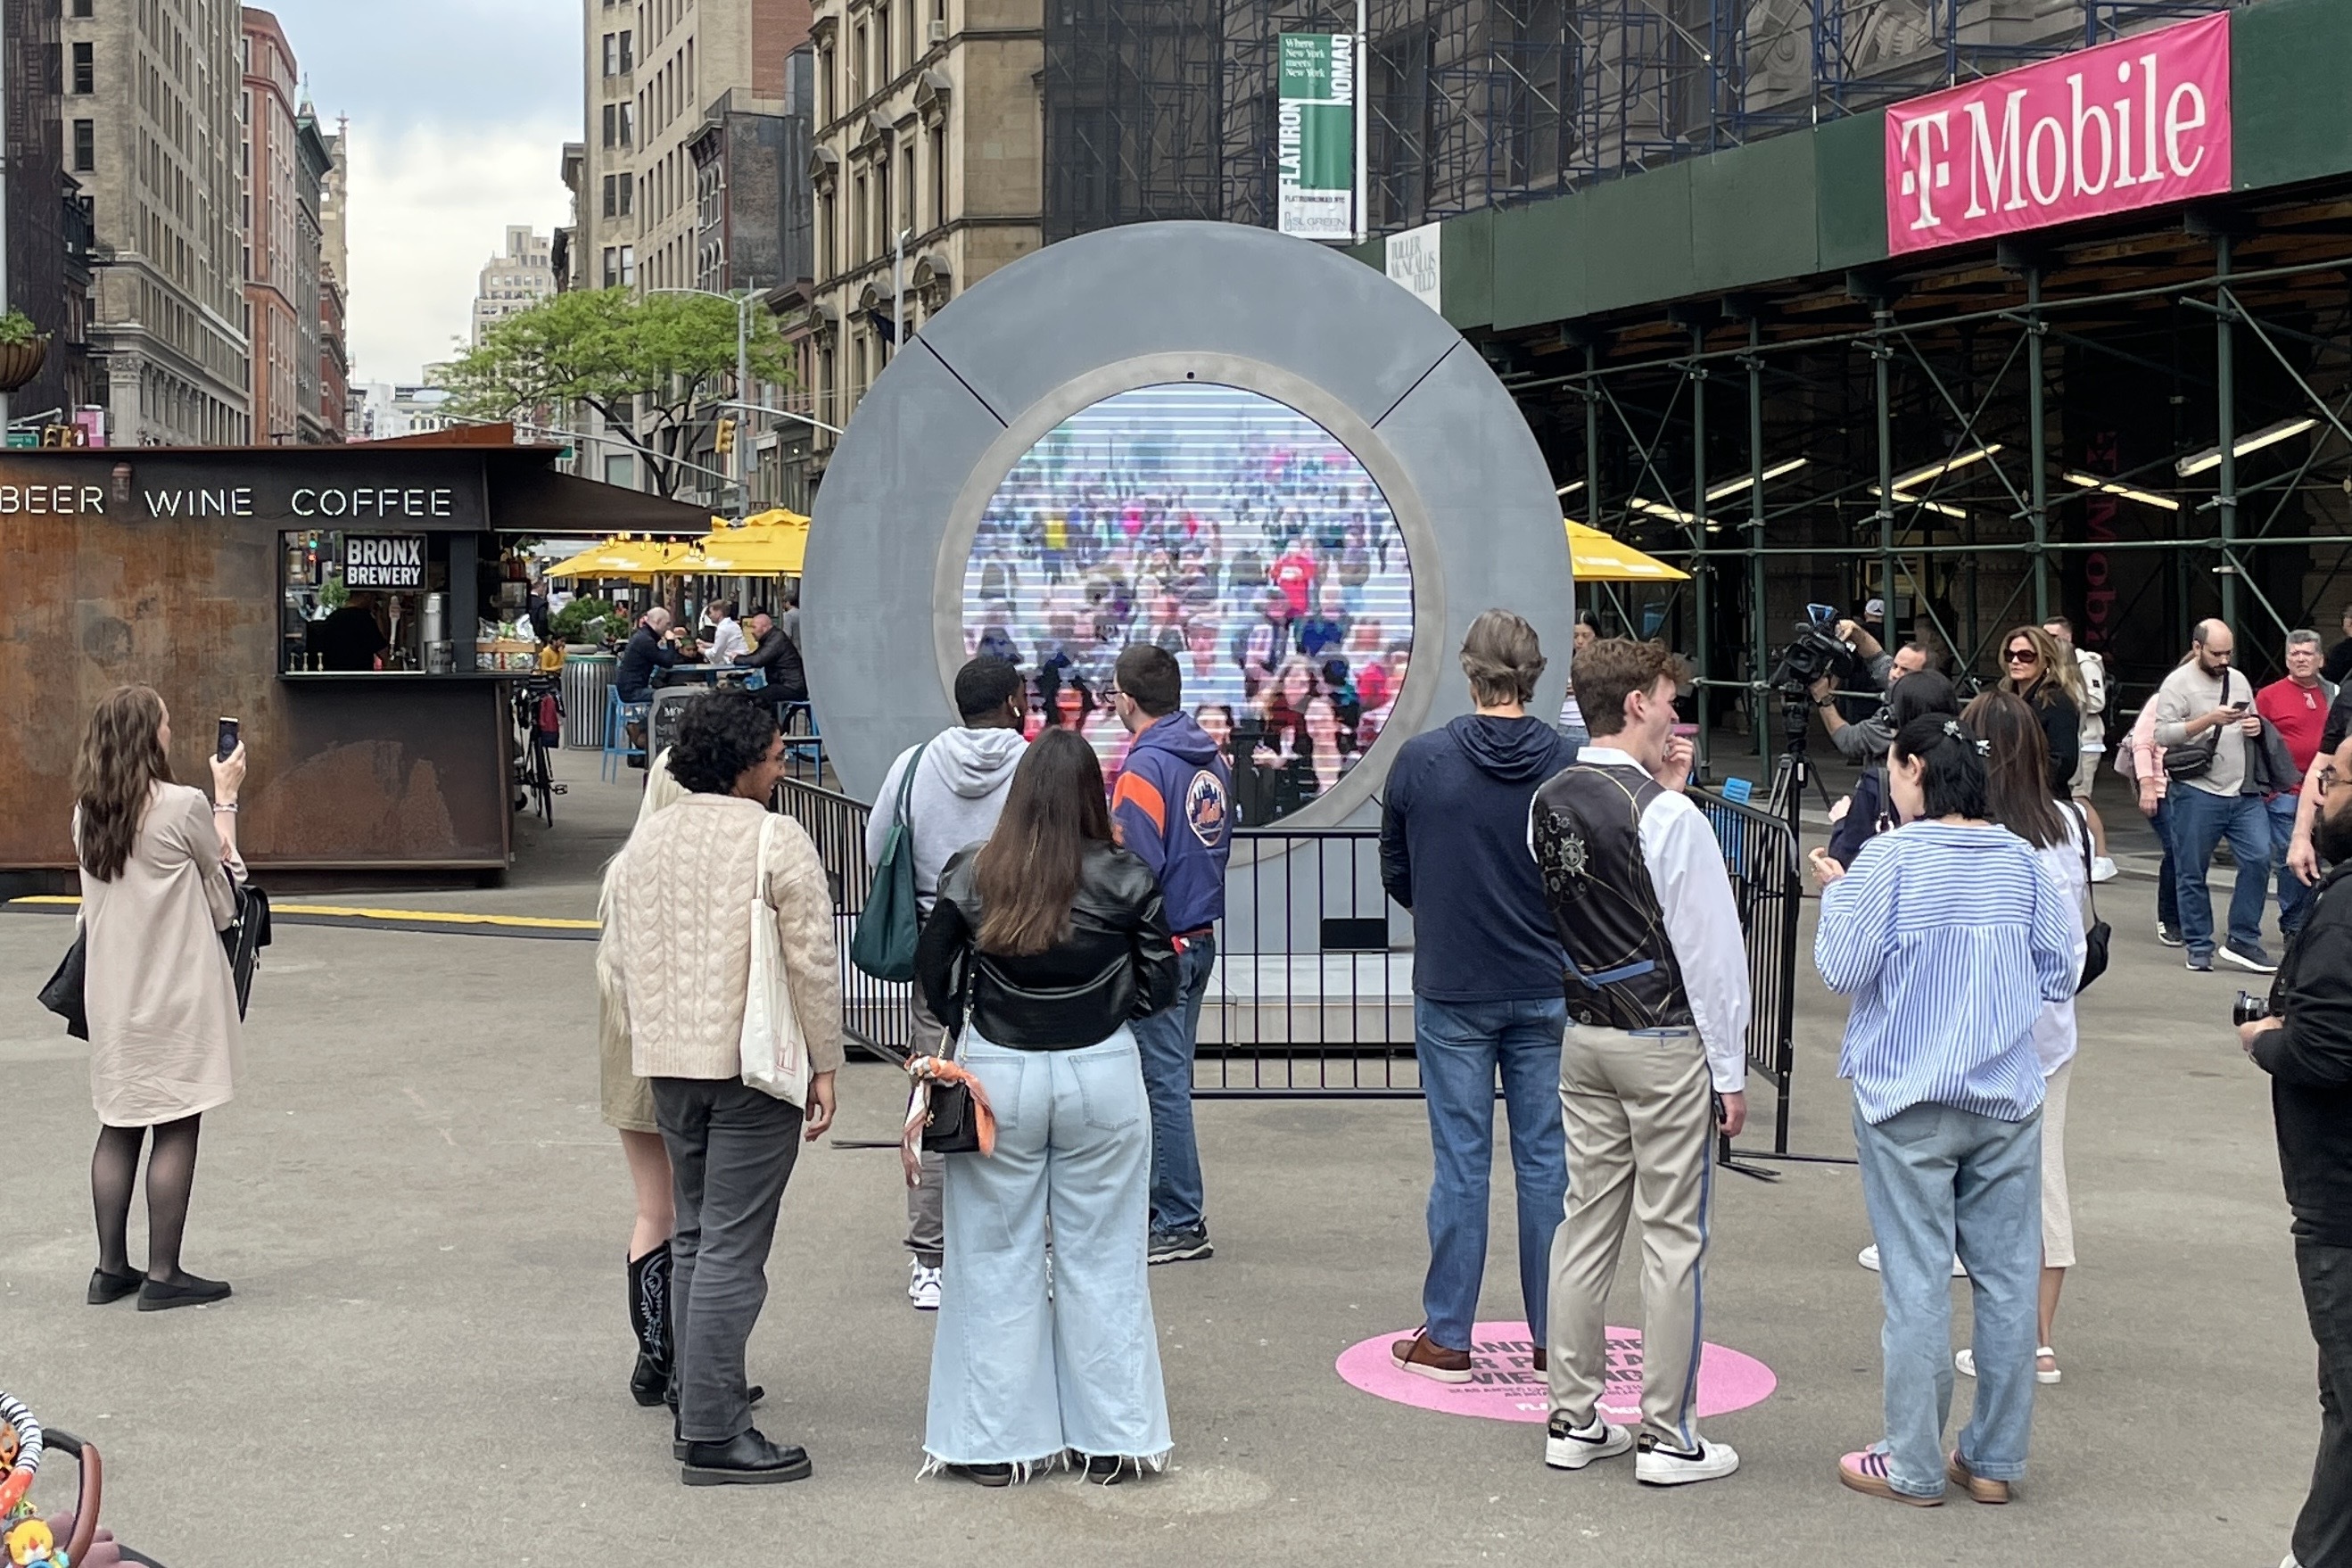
top-left (0, 748), bottom-right (2323, 1566)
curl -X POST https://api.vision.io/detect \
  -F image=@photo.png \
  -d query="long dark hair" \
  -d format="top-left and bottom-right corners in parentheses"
top-left (1962, 690), bottom-right (2067, 849)
top-left (1890, 714), bottom-right (1991, 822)
top-left (973, 728), bottom-right (1113, 957)
top-left (75, 685), bottom-right (174, 882)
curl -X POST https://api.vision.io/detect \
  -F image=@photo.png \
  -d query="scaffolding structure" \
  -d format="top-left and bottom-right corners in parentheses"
top-left (1042, 1), bottom-right (2244, 243)
top-left (1498, 191), bottom-right (2352, 768)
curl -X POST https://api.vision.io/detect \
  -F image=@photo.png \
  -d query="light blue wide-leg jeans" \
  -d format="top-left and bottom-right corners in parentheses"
top-left (923, 1027), bottom-right (1171, 1474)
top-left (1853, 1099), bottom-right (2043, 1498)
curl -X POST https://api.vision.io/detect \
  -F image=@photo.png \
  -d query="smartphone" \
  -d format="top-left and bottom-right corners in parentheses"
top-left (216, 716), bottom-right (240, 762)
top-left (1671, 722), bottom-right (1697, 739)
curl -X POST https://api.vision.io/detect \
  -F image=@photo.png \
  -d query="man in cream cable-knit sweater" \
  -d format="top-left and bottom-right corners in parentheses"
top-left (611, 690), bottom-right (843, 1486)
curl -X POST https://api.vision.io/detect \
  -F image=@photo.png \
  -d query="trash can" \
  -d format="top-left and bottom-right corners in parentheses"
top-left (563, 653), bottom-right (615, 748)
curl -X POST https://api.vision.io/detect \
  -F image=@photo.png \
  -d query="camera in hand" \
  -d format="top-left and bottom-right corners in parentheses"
top-left (2234, 990), bottom-right (2272, 1027)
top-left (1768, 605), bottom-right (1861, 698)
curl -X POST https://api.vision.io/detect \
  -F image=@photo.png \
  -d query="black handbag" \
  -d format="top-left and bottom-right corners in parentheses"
top-left (922, 1054), bottom-right (983, 1154)
top-left (2071, 804), bottom-right (2111, 993)
top-left (2162, 671), bottom-right (2243, 782)
top-left (37, 927), bottom-right (89, 1041)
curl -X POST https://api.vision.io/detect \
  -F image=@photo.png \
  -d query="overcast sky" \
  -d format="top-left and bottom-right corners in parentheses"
top-left (264, 0), bottom-right (581, 386)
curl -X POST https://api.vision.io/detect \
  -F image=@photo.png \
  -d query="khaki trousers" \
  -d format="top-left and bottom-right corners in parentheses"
top-left (1545, 1023), bottom-right (1716, 1449)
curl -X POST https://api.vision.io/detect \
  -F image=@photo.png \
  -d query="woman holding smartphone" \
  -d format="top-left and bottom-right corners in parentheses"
top-left (73, 685), bottom-right (248, 1310)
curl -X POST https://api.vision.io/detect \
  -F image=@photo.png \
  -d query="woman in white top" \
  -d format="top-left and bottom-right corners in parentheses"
top-left (1556, 614), bottom-right (1599, 747)
top-left (1962, 690), bottom-right (2091, 1387)
top-left (72, 684), bottom-right (247, 1311)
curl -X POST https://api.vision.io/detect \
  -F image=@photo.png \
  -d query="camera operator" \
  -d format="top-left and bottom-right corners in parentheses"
top-left (1809, 623), bottom-right (1931, 763)
top-left (2241, 731), bottom-right (2352, 1568)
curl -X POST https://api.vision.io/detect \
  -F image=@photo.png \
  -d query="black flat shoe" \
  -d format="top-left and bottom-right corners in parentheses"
top-left (87, 1267), bottom-right (144, 1305)
top-left (1083, 1455), bottom-right (1131, 1487)
top-left (137, 1273), bottom-right (231, 1312)
top-left (679, 1428), bottom-right (812, 1486)
top-left (951, 1464), bottom-right (1015, 1488)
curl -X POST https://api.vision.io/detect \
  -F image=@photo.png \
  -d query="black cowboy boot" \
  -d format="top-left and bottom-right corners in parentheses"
top-left (627, 1242), bottom-right (673, 1407)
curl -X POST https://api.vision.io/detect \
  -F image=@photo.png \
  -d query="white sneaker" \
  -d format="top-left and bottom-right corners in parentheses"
top-left (1635, 1436), bottom-right (1739, 1486)
top-left (1858, 1244), bottom-right (1966, 1277)
top-left (1954, 1346), bottom-right (2062, 1384)
top-left (2091, 855), bottom-right (2119, 884)
top-left (908, 1260), bottom-right (942, 1311)
top-left (1544, 1412), bottom-right (1633, 1471)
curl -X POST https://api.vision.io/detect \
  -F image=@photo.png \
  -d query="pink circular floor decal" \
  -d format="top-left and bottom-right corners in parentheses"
top-left (1336, 1320), bottom-right (1777, 1425)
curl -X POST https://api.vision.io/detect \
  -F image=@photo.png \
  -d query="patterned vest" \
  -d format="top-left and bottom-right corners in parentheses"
top-left (1529, 759), bottom-right (1695, 1031)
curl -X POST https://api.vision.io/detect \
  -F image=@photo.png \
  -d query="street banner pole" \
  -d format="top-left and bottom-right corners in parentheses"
top-left (1353, 0), bottom-right (1367, 244)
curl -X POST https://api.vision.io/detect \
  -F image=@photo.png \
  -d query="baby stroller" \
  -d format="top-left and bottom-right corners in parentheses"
top-left (1, 1391), bottom-right (166, 1566)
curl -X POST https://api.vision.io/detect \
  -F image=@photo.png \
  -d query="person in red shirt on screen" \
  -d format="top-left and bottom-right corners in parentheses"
top-left (1272, 536), bottom-right (1319, 619)
top-left (2259, 629), bottom-right (2333, 941)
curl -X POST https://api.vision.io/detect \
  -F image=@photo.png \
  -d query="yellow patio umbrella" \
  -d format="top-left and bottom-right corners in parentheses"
top-left (543, 536), bottom-right (696, 580)
top-left (1564, 519), bottom-right (1690, 582)
top-left (676, 526), bottom-right (805, 576)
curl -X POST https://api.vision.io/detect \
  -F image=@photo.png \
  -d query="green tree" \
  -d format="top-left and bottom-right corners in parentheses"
top-left (442, 287), bottom-right (794, 499)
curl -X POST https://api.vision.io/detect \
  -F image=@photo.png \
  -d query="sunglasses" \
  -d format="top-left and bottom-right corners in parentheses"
top-left (2004, 648), bottom-right (2038, 664)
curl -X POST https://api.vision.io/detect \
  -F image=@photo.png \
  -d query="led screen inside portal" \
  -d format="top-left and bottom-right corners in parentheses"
top-left (960, 382), bottom-right (1413, 826)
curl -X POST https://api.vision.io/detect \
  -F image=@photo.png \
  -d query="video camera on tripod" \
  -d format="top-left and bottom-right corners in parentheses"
top-left (1768, 604), bottom-right (1862, 703)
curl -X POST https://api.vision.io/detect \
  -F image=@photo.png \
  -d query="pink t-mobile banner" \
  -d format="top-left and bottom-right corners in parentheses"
top-left (1886, 12), bottom-right (2232, 256)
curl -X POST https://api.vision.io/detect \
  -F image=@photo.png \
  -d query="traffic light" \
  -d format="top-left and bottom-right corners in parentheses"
top-left (714, 417), bottom-right (737, 456)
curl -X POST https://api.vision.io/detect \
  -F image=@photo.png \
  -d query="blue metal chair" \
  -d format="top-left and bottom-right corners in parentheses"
top-left (778, 699), bottom-right (824, 781)
top-left (601, 686), bottom-right (651, 782)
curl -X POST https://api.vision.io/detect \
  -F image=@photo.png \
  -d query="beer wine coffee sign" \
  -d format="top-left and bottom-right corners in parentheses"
top-left (1277, 33), bottom-right (1356, 240)
top-left (1886, 12), bottom-right (2231, 256)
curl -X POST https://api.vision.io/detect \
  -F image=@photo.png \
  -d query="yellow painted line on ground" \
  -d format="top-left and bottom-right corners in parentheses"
top-left (9, 895), bottom-right (598, 932)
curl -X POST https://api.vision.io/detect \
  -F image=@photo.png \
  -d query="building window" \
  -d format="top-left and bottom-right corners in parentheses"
top-left (602, 32), bottom-right (618, 76)
top-left (72, 120), bottom-right (94, 173)
top-left (71, 0), bottom-right (92, 15)
top-left (604, 453), bottom-right (634, 487)
top-left (619, 103), bottom-right (635, 147)
top-left (877, 3), bottom-right (891, 82)
top-left (929, 121), bottom-right (946, 227)
top-left (603, 174), bottom-right (617, 218)
top-left (620, 245), bottom-right (635, 285)
top-left (902, 140), bottom-right (915, 233)
top-left (603, 245), bottom-right (619, 287)
top-left (853, 23), bottom-right (866, 103)
top-left (619, 30), bottom-right (633, 73)
top-left (602, 103), bottom-right (616, 147)
top-left (71, 41), bottom-right (93, 95)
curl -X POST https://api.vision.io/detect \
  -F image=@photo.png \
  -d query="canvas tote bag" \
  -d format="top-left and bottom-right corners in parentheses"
top-left (739, 813), bottom-right (812, 1107)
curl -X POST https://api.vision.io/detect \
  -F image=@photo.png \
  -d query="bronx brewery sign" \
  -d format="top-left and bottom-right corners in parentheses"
top-left (342, 533), bottom-right (426, 590)
top-left (1278, 33), bottom-right (1356, 240)
top-left (1885, 12), bottom-right (2232, 256)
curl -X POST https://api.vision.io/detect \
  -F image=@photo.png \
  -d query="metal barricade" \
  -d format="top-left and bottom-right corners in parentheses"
top-left (771, 777), bottom-right (909, 1063)
top-left (1690, 783), bottom-right (1804, 1156)
top-left (1197, 828), bottom-right (1417, 1096)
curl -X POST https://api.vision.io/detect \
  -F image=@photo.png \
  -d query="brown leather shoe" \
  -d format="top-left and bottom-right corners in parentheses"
top-left (1532, 1347), bottom-right (1547, 1374)
top-left (1390, 1331), bottom-right (1473, 1384)
top-left (1946, 1449), bottom-right (2012, 1504)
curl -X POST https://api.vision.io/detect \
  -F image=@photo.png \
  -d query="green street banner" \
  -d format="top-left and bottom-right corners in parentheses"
top-left (1278, 33), bottom-right (1355, 239)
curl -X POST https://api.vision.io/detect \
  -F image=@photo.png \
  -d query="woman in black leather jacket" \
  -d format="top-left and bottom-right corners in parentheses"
top-left (911, 729), bottom-right (1179, 1489)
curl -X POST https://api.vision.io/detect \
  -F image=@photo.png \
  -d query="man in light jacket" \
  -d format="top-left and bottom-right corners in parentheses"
top-left (867, 656), bottom-right (1028, 1308)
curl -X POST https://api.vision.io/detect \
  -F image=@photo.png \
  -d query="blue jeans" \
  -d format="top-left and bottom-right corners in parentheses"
top-left (1413, 995), bottom-right (1571, 1350)
top-left (2169, 786), bottom-right (2271, 958)
top-left (1133, 936), bottom-right (1214, 1235)
top-left (2270, 794), bottom-right (2315, 940)
top-left (926, 1029), bottom-right (1170, 1469)
top-left (2150, 796), bottom-right (2180, 929)
top-left (1853, 1100), bottom-right (2043, 1498)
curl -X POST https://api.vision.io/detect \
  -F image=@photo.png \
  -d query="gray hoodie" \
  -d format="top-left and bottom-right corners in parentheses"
top-left (864, 726), bottom-right (1029, 911)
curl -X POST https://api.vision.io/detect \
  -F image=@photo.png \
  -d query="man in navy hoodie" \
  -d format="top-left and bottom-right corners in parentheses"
top-left (1379, 609), bottom-right (1577, 1382)
top-left (1111, 643), bottom-right (1234, 1264)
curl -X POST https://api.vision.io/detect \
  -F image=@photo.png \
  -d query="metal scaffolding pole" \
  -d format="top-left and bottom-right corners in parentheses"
top-left (2216, 232), bottom-right (2240, 629)
top-left (1583, 337), bottom-right (1602, 595)
top-left (1688, 328), bottom-right (1712, 771)
top-left (1746, 321), bottom-right (1769, 760)
top-left (1874, 307), bottom-right (1896, 628)
top-left (2027, 266), bottom-right (2051, 622)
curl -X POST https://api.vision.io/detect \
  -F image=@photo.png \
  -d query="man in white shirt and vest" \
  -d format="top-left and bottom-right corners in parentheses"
top-left (1531, 637), bottom-right (1753, 1486)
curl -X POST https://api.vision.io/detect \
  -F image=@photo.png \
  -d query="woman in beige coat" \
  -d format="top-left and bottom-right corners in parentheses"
top-left (73, 684), bottom-right (246, 1312)
top-left (608, 689), bottom-right (842, 1486)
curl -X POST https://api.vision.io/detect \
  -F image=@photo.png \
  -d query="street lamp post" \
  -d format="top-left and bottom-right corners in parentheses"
top-left (648, 283), bottom-right (762, 512)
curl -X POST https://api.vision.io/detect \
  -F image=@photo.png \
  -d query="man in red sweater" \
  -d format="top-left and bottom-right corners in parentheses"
top-left (2258, 629), bottom-right (2333, 941)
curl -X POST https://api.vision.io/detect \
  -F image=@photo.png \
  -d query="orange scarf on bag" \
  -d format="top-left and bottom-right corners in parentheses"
top-left (902, 1054), bottom-right (998, 1176)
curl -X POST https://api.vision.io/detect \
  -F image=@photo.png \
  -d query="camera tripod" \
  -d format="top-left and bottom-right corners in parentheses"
top-left (1763, 691), bottom-right (1837, 837)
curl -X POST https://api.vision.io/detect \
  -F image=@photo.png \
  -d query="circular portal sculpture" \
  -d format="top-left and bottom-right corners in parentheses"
top-left (805, 220), bottom-right (1572, 822)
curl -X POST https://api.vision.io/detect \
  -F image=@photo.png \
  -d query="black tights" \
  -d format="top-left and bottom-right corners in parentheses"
top-left (91, 1115), bottom-right (204, 1283)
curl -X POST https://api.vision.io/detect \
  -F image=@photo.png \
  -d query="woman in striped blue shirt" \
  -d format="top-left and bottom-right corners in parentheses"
top-left (1812, 715), bottom-right (2079, 1507)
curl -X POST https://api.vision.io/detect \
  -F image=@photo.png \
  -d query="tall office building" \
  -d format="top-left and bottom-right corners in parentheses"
top-left (62, 0), bottom-right (251, 445)
top-left (576, 0), bottom-right (812, 491)
top-left (293, 104), bottom-right (334, 443)
top-left (312, 113), bottom-right (351, 440)
top-left (242, 7), bottom-right (301, 444)
top-left (471, 226), bottom-right (556, 344)
top-left (4, 0), bottom-right (97, 427)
